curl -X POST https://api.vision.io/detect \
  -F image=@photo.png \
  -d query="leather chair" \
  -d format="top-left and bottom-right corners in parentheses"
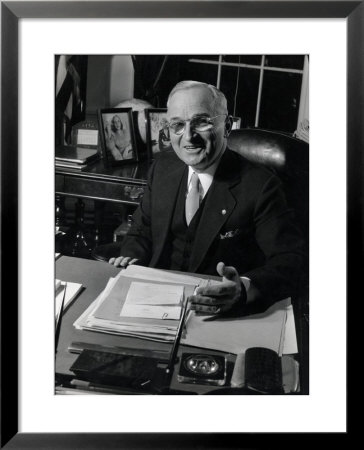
top-left (228, 128), bottom-right (309, 393)
top-left (228, 128), bottom-right (309, 243)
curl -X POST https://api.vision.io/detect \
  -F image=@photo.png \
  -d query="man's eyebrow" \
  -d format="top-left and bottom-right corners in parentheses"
top-left (169, 113), bottom-right (210, 121)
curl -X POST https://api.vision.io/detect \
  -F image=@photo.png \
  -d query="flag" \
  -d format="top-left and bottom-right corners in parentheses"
top-left (55, 55), bottom-right (88, 145)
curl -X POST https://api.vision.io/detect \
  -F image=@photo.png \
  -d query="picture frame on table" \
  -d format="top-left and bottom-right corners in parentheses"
top-left (97, 107), bottom-right (138, 166)
top-left (1, 0), bottom-right (360, 448)
top-left (145, 108), bottom-right (172, 160)
top-left (231, 116), bottom-right (242, 130)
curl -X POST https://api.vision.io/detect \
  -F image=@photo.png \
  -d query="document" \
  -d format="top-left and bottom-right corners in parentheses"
top-left (74, 267), bottom-right (198, 341)
top-left (123, 281), bottom-right (184, 306)
top-left (55, 279), bottom-right (82, 321)
top-left (119, 282), bottom-right (183, 320)
top-left (73, 266), bottom-right (298, 352)
top-left (182, 298), bottom-right (292, 356)
top-left (121, 304), bottom-right (182, 320)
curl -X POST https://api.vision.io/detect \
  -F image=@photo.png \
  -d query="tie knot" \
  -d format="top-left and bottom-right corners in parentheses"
top-left (190, 172), bottom-right (200, 188)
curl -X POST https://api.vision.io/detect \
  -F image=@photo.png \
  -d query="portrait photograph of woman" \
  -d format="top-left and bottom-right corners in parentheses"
top-left (98, 108), bottom-right (138, 165)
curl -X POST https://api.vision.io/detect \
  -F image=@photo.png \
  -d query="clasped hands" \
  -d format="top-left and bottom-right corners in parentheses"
top-left (109, 257), bottom-right (246, 315)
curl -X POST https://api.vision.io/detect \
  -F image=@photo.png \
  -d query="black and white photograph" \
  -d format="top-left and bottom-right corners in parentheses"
top-left (2, 3), bottom-right (356, 443)
top-left (145, 108), bottom-right (172, 158)
top-left (54, 54), bottom-right (309, 397)
top-left (98, 107), bottom-right (138, 165)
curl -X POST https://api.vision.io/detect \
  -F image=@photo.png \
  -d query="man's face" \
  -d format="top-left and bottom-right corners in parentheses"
top-left (167, 86), bottom-right (227, 171)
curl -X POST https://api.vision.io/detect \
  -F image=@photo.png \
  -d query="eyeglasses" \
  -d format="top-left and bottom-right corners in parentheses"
top-left (168, 114), bottom-right (227, 135)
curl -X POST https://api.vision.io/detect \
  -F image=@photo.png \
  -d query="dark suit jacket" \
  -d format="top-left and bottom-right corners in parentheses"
top-left (120, 149), bottom-right (305, 303)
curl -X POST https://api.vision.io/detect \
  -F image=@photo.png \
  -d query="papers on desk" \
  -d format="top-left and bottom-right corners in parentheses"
top-left (55, 279), bottom-right (83, 322)
top-left (182, 298), bottom-right (296, 356)
top-left (121, 282), bottom-right (184, 320)
top-left (74, 266), bottom-right (199, 342)
top-left (73, 265), bottom-right (298, 354)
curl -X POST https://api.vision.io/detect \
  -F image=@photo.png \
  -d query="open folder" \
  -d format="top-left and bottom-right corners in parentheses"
top-left (74, 265), bottom-right (297, 355)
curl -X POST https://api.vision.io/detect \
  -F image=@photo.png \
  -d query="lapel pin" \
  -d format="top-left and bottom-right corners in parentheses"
top-left (221, 209), bottom-right (227, 215)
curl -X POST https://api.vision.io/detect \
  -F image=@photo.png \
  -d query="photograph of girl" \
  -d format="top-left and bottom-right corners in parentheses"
top-left (103, 113), bottom-right (133, 161)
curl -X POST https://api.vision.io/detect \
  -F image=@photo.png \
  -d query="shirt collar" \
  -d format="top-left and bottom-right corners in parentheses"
top-left (187, 150), bottom-right (225, 198)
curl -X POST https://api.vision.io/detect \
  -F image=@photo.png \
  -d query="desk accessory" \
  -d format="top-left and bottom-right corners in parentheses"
top-left (55, 282), bottom-right (67, 355)
top-left (144, 108), bottom-right (170, 161)
top-left (69, 350), bottom-right (164, 390)
top-left (55, 145), bottom-right (100, 164)
top-left (244, 347), bottom-right (283, 394)
top-left (97, 107), bottom-right (138, 167)
top-left (163, 297), bottom-right (190, 387)
top-left (177, 353), bottom-right (227, 386)
top-left (73, 265), bottom-right (199, 342)
top-left (68, 341), bottom-right (169, 362)
top-left (55, 280), bottom-right (83, 319)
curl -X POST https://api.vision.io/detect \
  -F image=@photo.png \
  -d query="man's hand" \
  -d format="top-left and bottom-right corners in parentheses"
top-left (189, 262), bottom-right (246, 315)
top-left (108, 256), bottom-right (139, 268)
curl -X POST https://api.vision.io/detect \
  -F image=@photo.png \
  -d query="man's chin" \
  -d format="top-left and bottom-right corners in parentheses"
top-left (179, 152), bottom-right (206, 168)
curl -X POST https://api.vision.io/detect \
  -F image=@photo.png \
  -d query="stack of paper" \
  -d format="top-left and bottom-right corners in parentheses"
top-left (73, 265), bottom-right (297, 354)
top-left (74, 266), bottom-right (201, 342)
top-left (182, 298), bottom-right (294, 356)
top-left (55, 279), bottom-right (83, 322)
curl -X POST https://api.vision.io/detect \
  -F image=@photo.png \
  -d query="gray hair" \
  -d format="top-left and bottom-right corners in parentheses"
top-left (167, 80), bottom-right (228, 115)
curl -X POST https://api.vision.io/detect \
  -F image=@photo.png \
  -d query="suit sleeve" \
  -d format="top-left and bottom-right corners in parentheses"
top-left (118, 162), bottom-right (156, 265)
top-left (243, 174), bottom-right (306, 302)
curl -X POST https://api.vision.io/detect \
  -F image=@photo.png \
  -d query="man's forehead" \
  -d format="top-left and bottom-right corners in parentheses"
top-left (167, 86), bottom-right (215, 116)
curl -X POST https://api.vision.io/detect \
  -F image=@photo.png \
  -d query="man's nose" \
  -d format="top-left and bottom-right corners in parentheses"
top-left (183, 121), bottom-right (195, 141)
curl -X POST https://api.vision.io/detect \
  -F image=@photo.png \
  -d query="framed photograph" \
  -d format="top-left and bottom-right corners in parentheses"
top-left (2, 0), bottom-right (361, 447)
top-left (231, 116), bottom-right (242, 130)
top-left (145, 108), bottom-right (172, 159)
top-left (98, 108), bottom-right (138, 166)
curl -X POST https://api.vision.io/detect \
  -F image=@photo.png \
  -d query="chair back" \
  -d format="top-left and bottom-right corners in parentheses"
top-left (228, 128), bottom-right (309, 240)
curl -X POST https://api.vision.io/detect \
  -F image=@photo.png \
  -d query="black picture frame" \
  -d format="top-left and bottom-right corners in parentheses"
top-left (97, 107), bottom-right (138, 166)
top-left (145, 108), bottom-right (171, 160)
top-left (1, 1), bottom-right (360, 447)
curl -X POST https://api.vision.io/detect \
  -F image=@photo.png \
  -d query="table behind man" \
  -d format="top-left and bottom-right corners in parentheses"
top-left (109, 80), bottom-right (305, 315)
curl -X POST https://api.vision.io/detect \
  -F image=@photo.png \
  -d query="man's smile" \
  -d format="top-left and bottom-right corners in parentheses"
top-left (183, 145), bottom-right (205, 153)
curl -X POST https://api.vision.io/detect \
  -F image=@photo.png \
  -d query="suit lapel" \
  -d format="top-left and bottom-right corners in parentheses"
top-left (150, 159), bottom-right (187, 266)
top-left (189, 150), bottom-right (241, 273)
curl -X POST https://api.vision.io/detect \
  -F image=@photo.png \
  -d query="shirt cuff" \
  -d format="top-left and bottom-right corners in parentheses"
top-left (240, 277), bottom-right (251, 292)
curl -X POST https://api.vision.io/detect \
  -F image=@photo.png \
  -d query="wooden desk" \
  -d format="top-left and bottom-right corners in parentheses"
top-left (55, 160), bottom-right (150, 255)
top-left (56, 256), bottom-right (237, 394)
top-left (55, 159), bottom-right (149, 205)
top-left (56, 256), bottom-right (301, 395)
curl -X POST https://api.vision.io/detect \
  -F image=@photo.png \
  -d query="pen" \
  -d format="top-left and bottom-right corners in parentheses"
top-left (55, 282), bottom-right (67, 356)
top-left (165, 296), bottom-right (190, 381)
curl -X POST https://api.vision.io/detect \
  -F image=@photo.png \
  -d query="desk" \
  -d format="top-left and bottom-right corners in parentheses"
top-left (55, 159), bottom-right (149, 205)
top-left (55, 160), bottom-right (150, 255)
top-left (56, 256), bottom-right (302, 395)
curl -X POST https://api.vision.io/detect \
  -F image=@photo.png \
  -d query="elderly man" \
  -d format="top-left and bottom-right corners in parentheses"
top-left (110, 80), bottom-right (304, 315)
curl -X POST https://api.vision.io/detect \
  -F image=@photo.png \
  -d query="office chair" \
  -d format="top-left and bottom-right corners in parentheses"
top-left (228, 128), bottom-right (309, 394)
top-left (228, 128), bottom-right (309, 243)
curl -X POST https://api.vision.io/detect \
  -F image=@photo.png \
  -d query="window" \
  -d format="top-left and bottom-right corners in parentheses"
top-left (187, 55), bottom-right (306, 134)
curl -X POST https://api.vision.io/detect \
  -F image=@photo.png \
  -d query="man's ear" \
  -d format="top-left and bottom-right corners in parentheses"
top-left (224, 115), bottom-right (233, 137)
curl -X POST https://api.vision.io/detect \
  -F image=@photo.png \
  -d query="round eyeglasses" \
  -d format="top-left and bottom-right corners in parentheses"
top-left (168, 114), bottom-right (227, 135)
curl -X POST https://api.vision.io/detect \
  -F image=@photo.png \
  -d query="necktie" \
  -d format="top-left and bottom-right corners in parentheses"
top-left (185, 172), bottom-right (201, 225)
